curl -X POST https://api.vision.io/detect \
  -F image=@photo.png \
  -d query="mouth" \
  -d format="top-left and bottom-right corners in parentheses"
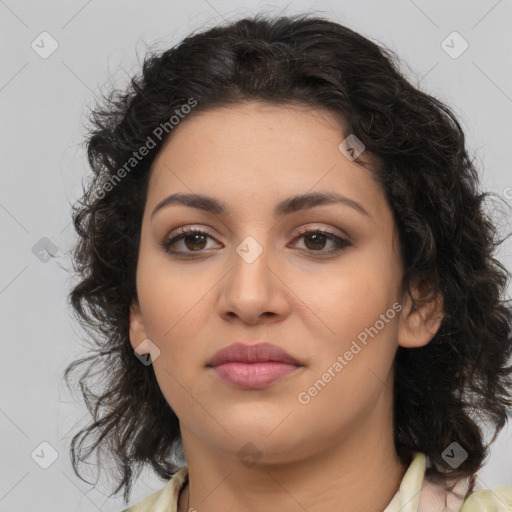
top-left (206, 342), bottom-right (304, 389)
top-left (209, 361), bottom-right (302, 389)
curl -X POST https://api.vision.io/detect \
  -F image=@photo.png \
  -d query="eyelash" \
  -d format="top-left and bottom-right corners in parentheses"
top-left (160, 226), bottom-right (351, 258)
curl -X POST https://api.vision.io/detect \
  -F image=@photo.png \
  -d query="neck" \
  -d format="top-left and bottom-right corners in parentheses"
top-left (180, 449), bottom-right (406, 512)
top-left (177, 393), bottom-right (407, 512)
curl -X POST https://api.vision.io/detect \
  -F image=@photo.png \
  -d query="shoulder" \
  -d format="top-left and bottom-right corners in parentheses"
top-left (460, 486), bottom-right (512, 511)
top-left (120, 466), bottom-right (189, 512)
top-left (407, 452), bottom-right (512, 512)
top-left (421, 470), bottom-right (512, 512)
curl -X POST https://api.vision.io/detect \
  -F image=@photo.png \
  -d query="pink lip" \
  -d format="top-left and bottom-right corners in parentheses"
top-left (211, 362), bottom-right (302, 389)
top-left (206, 342), bottom-right (303, 389)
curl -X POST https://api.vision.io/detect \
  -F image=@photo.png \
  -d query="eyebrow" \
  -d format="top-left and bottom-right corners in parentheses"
top-left (150, 191), bottom-right (370, 220)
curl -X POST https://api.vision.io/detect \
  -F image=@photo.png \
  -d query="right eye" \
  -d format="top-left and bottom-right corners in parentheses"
top-left (160, 227), bottom-right (221, 257)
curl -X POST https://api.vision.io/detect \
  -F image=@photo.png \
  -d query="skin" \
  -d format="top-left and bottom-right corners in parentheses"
top-left (129, 101), bottom-right (444, 512)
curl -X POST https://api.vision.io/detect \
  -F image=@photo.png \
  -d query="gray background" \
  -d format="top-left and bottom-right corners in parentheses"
top-left (1, 1), bottom-right (511, 510)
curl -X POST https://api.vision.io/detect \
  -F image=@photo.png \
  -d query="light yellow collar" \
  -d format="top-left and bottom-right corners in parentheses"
top-left (384, 451), bottom-right (469, 512)
top-left (125, 450), bottom-right (512, 511)
top-left (171, 452), bottom-right (454, 512)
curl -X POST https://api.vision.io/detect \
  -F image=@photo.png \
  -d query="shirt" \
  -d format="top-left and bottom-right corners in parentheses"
top-left (121, 451), bottom-right (512, 512)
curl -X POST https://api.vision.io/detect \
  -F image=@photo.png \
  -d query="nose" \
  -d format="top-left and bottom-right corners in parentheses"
top-left (217, 236), bottom-right (290, 325)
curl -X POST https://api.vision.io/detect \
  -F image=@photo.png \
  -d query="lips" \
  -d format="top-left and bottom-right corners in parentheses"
top-left (206, 342), bottom-right (302, 367)
top-left (206, 342), bottom-right (304, 389)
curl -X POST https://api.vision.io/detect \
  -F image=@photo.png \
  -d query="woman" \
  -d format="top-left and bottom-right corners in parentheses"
top-left (64, 13), bottom-right (512, 512)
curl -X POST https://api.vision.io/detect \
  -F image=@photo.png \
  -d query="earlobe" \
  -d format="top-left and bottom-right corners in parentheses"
top-left (129, 299), bottom-right (149, 353)
top-left (397, 277), bottom-right (444, 349)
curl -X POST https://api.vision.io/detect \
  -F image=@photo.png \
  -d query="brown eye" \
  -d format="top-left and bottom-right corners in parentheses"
top-left (160, 226), bottom-right (351, 259)
top-left (182, 232), bottom-right (208, 251)
top-left (292, 228), bottom-right (351, 256)
top-left (303, 232), bottom-right (329, 251)
top-left (161, 228), bottom-right (217, 256)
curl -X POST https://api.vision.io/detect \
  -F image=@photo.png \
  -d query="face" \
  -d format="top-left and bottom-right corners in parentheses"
top-left (129, 101), bottom-right (442, 464)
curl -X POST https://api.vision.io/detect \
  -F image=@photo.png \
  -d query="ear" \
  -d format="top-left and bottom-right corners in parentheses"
top-left (129, 299), bottom-right (150, 354)
top-left (398, 277), bottom-right (444, 348)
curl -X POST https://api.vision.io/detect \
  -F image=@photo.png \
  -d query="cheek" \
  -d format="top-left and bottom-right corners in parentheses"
top-left (291, 250), bottom-right (400, 349)
top-left (137, 265), bottom-right (210, 414)
top-left (136, 239), bottom-right (205, 336)
top-left (292, 261), bottom-right (400, 431)
top-left (134, 257), bottom-right (204, 400)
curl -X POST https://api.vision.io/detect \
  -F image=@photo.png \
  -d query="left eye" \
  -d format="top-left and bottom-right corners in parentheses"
top-left (161, 227), bottom-right (351, 257)
top-left (292, 229), bottom-right (350, 253)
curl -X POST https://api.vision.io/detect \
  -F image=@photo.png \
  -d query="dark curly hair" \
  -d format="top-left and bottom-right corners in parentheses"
top-left (64, 12), bottom-right (512, 504)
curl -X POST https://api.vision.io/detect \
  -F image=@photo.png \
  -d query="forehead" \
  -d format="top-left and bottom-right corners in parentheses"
top-left (154, 100), bottom-right (350, 163)
top-left (146, 101), bottom-right (386, 224)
